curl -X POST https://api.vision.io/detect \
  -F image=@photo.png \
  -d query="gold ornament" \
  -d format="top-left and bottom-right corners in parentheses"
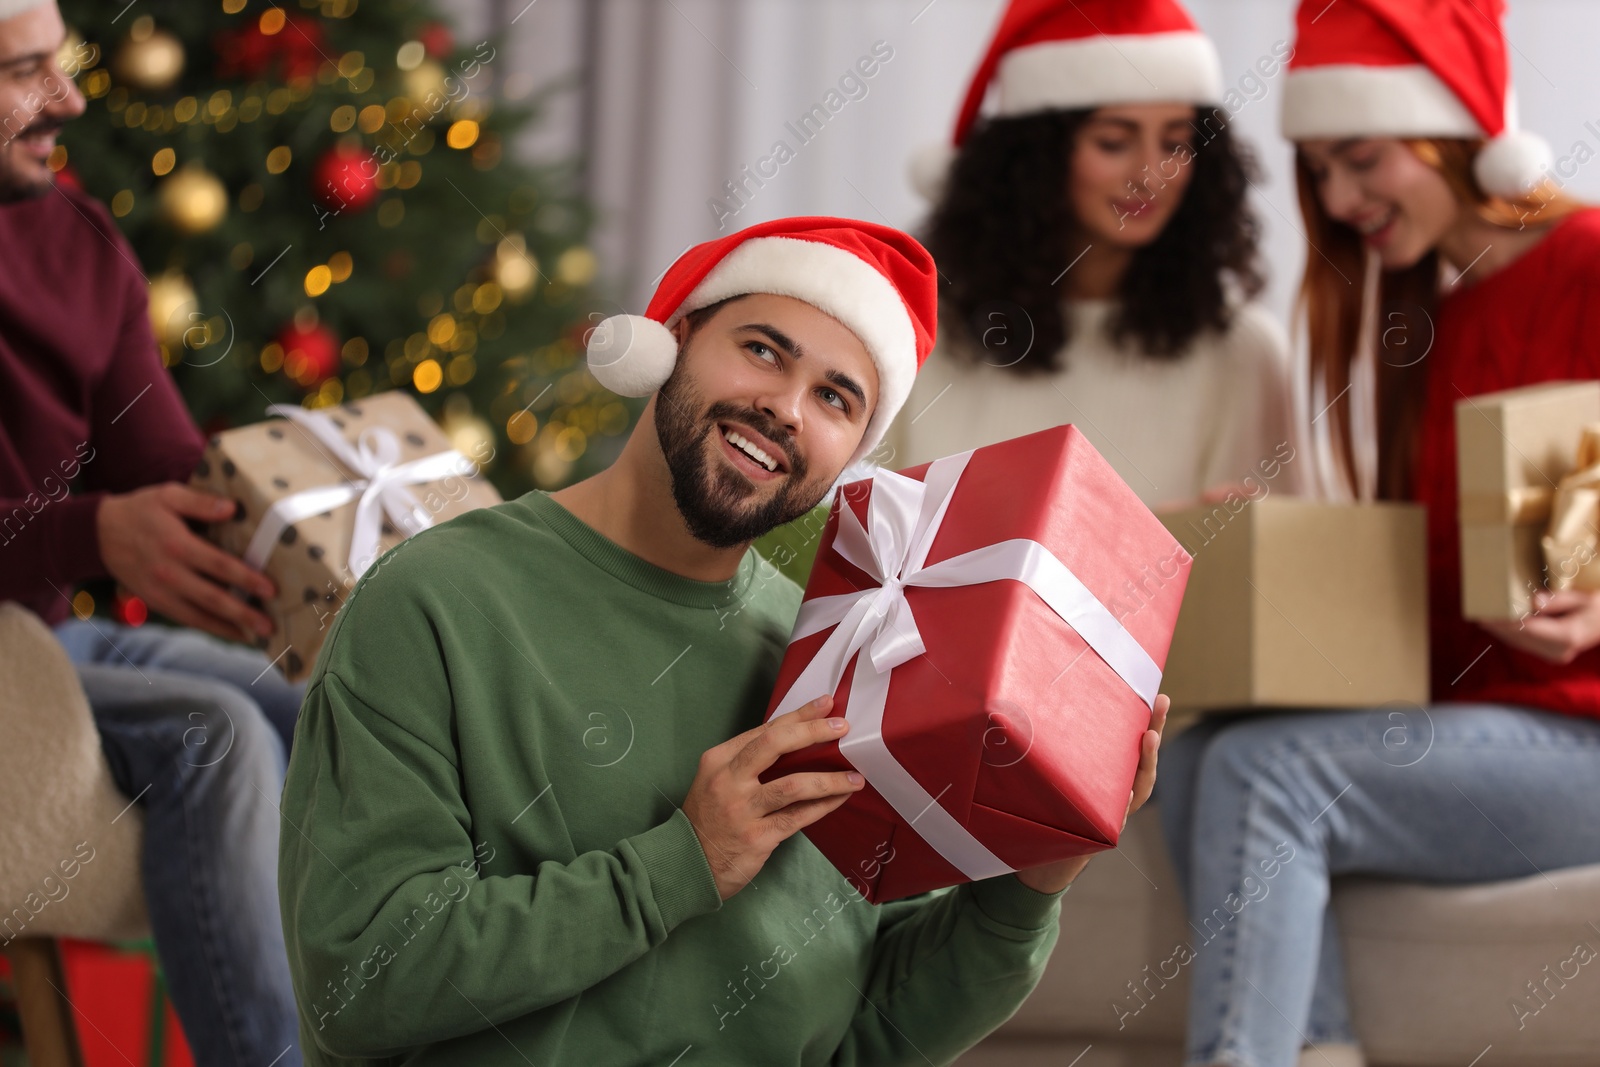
top-left (444, 414), bottom-right (495, 470)
top-left (492, 234), bottom-right (538, 299)
top-left (159, 164), bottom-right (227, 234)
top-left (532, 444), bottom-right (573, 489)
top-left (556, 246), bottom-right (598, 287)
top-left (402, 60), bottom-right (448, 106)
top-left (112, 28), bottom-right (184, 92)
top-left (146, 272), bottom-right (198, 347)
top-left (57, 31), bottom-right (97, 79)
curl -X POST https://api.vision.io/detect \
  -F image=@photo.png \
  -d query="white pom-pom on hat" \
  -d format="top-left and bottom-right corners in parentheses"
top-left (585, 314), bottom-right (678, 397)
top-left (908, 142), bottom-right (957, 203)
top-left (1474, 129), bottom-right (1552, 199)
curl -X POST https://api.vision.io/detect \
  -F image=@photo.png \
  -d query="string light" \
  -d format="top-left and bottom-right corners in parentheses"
top-left (304, 265), bottom-right (332, 297)
top-left (395, 41), bottom-right (425, 71)
top-left (427, 314), bottom-right (456, 346)
top-left (507, 410), bottom-right (537, 444)
top-left (413, 358), bottom-right (443, 393)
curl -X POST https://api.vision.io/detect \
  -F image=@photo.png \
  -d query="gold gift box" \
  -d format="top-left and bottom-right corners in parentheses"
top-left (191, 392), bottom-right (502, 680)
top-left (1455, 381), bottom-right (1600, 620)
top-left (1154, 499), bottom-right (1428, 711)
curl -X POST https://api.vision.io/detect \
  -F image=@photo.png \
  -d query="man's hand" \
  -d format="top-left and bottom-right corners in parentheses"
top-left (97, 483), bottom-right (277, 642)
top-left (683, 694), bottom-right (865, 901)
top-left (1014, 694), bottom-right (1170, 895)
top-left (1479, 588), bottom-right (1600, 665)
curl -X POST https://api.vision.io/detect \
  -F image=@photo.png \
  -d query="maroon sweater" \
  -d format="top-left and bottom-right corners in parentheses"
top-left (1416, 208), bottom-right (1600, 720)
top-left (0, 184), bottom-right (204, 625)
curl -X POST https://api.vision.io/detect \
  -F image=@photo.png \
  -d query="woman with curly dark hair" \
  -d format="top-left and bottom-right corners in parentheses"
top-left (889, 0), bottom-right (1297, 507)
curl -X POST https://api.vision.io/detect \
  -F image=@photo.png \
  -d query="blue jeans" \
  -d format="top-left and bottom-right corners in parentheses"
top-left (53, 618), bottom-right (305, 1067)
top-left (1155, 704), bottom-right (1600, 1067)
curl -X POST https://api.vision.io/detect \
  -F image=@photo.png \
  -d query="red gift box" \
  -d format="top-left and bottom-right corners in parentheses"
top-left (761, 424), bottom-right (1191, 903)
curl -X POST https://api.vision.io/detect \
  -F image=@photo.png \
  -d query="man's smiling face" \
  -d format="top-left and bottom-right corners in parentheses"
top-left (0, 3), bottom-right (86, 203)
top-left (652, 292), bottom-right (879, 549)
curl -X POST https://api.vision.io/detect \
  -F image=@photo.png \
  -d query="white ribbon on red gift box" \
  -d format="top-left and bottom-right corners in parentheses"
top-left (770, 450), bottom-right (1163, 882)
top-left (241, 404), bottom-right (477, 580)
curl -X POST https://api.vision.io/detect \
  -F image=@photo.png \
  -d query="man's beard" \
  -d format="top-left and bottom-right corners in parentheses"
top-left (0, 125), bottom-right (62, 203)
top-left (654, 359), bottom-right (833, 550)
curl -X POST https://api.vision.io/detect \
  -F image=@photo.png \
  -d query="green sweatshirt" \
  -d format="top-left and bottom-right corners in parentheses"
top-left (278, 490), bottom-right (1066, 1066)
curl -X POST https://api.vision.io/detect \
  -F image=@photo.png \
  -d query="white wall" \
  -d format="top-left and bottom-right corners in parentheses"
top-left (457, 0), bottom-right (1600, 328)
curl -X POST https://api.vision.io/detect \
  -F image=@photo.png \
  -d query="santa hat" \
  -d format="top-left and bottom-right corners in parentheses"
top-left (0, 0), bottom-right (49, 17)
top-left (1280, 0), bottom-right (1550, 198)
top-left (586, 217), bottom-right (938, 465)
top-left (910, 0), bottom-right (1224, 200)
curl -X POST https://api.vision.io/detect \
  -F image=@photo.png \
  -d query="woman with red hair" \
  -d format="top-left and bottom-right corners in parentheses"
top-left (1156, 2), bottom-right (1600, 1066)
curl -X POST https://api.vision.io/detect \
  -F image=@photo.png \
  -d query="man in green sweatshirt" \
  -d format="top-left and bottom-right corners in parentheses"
top-left (278, 216), bottom-right (1167, 1065)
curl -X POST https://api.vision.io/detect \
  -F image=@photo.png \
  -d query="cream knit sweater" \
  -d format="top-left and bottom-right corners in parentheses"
top-left (884, 299), bottom-right (1298, 508)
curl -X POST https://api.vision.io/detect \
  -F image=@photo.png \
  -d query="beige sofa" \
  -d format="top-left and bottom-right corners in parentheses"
top-left (959, 804), bottom-right (1600, 1066)
top-left (0, 602), bottom-right (152, 1065)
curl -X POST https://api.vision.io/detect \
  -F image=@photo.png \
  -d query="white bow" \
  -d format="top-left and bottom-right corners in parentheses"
top-left (242, 404), bottom-right (475, 580)
top-left (770, 450), bottom-right (1163, 881)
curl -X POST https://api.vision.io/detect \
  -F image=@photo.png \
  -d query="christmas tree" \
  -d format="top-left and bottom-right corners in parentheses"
top-left (56, 0), bottom-right (626, 498)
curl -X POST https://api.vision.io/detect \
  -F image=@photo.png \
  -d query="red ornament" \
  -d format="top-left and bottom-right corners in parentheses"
top-left (383, 248), bottom-right (414, 280)
top-left (277, 322), bottom-right (341, 384)
top-left (564, 318), bottom-right (596, 351)
top-left (113, 592), bottom-right (148, 627)
top-left (312, 145), bottom-right (379, 214)
top-left (215, 14), bottom-right (325, 81)
top-left (417, 22), bottom-right (454, 58)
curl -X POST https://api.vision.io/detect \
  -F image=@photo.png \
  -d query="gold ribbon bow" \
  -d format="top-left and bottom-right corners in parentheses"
top-left (1542, 424), bottom-right (1600, 592)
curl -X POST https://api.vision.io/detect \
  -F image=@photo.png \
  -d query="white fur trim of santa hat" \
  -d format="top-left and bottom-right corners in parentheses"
top-left (589, 236), bottom-right (920, 464)
top-left (0, 0), bottom-right (49, 18)
top-left (997, 31), bottom-right (1223, 117)
top-left (1281, 65), bottom-right (1552, 198)
top-left (1282, 64), bottom-right (1483, 140)
top-left (908, 30), bottom-right (1223, 201)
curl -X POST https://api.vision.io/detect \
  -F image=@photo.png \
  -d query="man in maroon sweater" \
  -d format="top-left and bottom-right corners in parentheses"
top-left (1, 2), bottom-right (301, 1063)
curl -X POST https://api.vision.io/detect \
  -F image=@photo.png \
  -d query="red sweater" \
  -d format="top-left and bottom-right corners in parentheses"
top-left (1414, 207), bottom-right (1600, 719)
top-left (0, 184), bottom-right (204, 626)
